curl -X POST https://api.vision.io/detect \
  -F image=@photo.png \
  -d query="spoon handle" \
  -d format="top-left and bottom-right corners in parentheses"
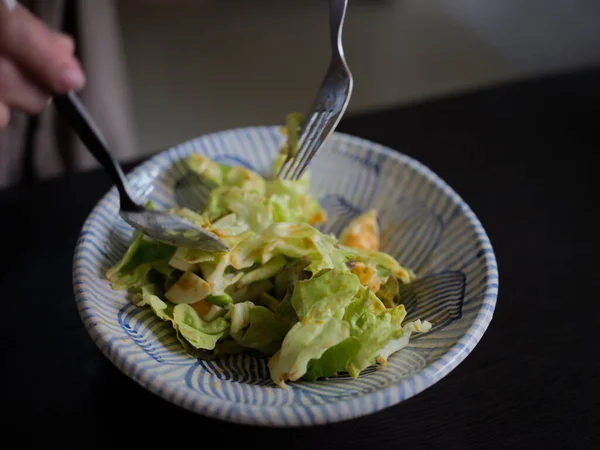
top-left (53, 91), bottom-right (141, 211)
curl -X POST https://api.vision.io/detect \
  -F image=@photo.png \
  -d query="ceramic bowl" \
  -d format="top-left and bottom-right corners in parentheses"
top-left (73, 127), bottom-right (498, 426)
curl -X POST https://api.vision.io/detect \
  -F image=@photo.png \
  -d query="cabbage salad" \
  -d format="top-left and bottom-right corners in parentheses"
top-left (106, 119), bottom-right (431, 387)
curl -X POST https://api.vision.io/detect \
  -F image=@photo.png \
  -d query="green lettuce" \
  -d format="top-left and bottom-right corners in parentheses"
top-left (290, 268), bottom-right (358, 320)
top-left (227, 302), bottom-right (291, 355)
top-left (206, 186), bottom-right (273, 231)
top-left (304, 337), bottom-right (361, 381)
top-left (340, 245), bottom-right (415, 284)
top-left (273, 257), bottom-right (310, 299)
top-left (343, 287), bottom-right (407, 376)
top-left (106, 230), bottom-right (176, 291)
top-left (239, 256), bottom-right (287, 286)
top-left (186, 154), bottom-right (230, 185)
top-left (267, 179), bottom-right (323, 224)
top-left (376, 275), bottom-right (400, 308)
top-left (184, 131), bottom-right (322, 230)
top-left (134, 286), bottom-right (229, 350)
top-left (298, 286), bottom-right (432, 382)
top-left (107, 114), bottom-right (434, 387)
top-left (281, 112), bottom-right (303, 159)
top-left (268, 269), bottom-right (360, 386)
top-left (261, 223), bottom-right (346, 274)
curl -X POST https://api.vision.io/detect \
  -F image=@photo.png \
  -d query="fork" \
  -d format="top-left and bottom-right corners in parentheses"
top-left (278, 0), bottom-right (353, 181)
top-left (53, 91), bottom-right (229, 252)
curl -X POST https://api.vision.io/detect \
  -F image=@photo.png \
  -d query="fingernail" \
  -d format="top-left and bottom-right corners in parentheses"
top-left (59, 68), bottom-right (86, 91)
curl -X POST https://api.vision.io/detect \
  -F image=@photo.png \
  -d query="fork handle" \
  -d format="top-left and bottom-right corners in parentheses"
top-left (329, 0), bottom-right (349, 55)
top-left (53, 91), bottom-right (141, 212)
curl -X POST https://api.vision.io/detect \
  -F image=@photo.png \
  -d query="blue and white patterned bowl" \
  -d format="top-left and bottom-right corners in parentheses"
top-left (73, 127), bottom-right (498, 426)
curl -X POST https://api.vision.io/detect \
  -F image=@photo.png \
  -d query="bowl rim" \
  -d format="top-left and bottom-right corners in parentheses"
top-left (73, 126), bottom-right (499, 427)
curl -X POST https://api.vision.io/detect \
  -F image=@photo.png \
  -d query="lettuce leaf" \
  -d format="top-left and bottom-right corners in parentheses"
top-left (281, 112), bottom-right (303, 159)
top-left (227, 302), bottom-right (291, 355)
top-left (134, 286), bottom-right (229, 350)
top-left (376, 275), bottom-right (400, 308)
top-left (205, 186), bottom-right (273, 231)
top-left (303, 337), bottom-right (361, 381)
top-left (267, 179), bottom-right (324, 225)
top-left (267, 269), bottom-right (360, 386)
top-left (239, 255), bottom-right (287, 286)
top-left (273, 257), bottom-right (310, 300)
top-left (290, 268), bottom-right (360, 320)
top-left (339, 245), bottom-right (415, 284)
top-left (299, 286), bottom-right (432, 381)
top-left (186, 154), bottom-right (230, 186)
top-left (107, 231), bottom-right (176, 290)
top-left (343, 287), bottom-right (430, 377)
top-left (261, 223), bottom-right (346, 274)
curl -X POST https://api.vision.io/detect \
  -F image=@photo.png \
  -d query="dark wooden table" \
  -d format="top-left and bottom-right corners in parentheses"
top-left (2, 68), bottom-right (599, 448)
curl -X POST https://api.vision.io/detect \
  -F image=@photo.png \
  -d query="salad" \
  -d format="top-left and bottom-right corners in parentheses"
top-left (106, 117), bottom-right (431, 387)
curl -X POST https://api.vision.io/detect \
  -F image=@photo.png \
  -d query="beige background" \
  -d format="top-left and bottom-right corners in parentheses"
top-left (117, 0), bottom-right (600, 156)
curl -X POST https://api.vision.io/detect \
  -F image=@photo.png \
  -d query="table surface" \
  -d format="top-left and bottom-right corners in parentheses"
top-left (2, 68), bottom-right (599, 448)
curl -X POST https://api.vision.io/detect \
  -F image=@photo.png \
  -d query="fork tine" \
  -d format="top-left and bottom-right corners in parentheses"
top-left (288, 111), bottom-right (329, 180)
top-left (293, 115), bottom-right (338, 180)
top-left (277, 0), bottom-right (352, 181)
top-left (291, 113), bottom-right (337, 180)
top-left (279, 153), bottom-right (296, 181)
top-left (276, 154), bottom-right (293, 179)
top-left (280, 111), bottom-right (320, 180)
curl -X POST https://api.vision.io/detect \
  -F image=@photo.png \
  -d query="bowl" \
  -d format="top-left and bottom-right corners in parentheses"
top-left (73, 126), bottom-right (498, 426)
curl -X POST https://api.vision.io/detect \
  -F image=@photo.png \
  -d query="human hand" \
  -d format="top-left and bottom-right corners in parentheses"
top-left (0, 1), bottom-right (86, 129)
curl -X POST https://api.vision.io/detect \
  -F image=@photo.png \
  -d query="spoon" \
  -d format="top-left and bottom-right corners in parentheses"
top-left (174, 171), bottom-right (214, 212)
top-left (53, 91), bottom-right (229, 252)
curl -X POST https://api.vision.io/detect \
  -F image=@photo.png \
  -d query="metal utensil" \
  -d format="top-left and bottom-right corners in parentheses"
top-left (53, 92), bottom-right (229, 251)
top-left (174, 171), bottom-right (214, 213)
top-left (278, 0), bottom-right (353, 181)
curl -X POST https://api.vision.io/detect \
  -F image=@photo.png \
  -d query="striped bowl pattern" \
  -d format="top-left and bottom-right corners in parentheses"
top-left (73, 127), bottom-right (498, 426)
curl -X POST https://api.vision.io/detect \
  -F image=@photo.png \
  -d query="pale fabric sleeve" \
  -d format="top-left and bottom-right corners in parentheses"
top-left (0, 0), bottom-right (138, 189)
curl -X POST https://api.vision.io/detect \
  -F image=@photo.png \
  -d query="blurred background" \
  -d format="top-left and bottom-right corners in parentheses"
top-left (2, 0), bottom-right (600, 188)
top-left (117, 0), bottom-right (600, 155)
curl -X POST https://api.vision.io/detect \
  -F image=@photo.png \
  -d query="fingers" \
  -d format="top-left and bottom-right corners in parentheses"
top-left (0, 4), bottom-right (85, 93)
top-left (0, 57), bottom-right (50, 114)
top-left (0, 101), bottom-right (9, 128)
